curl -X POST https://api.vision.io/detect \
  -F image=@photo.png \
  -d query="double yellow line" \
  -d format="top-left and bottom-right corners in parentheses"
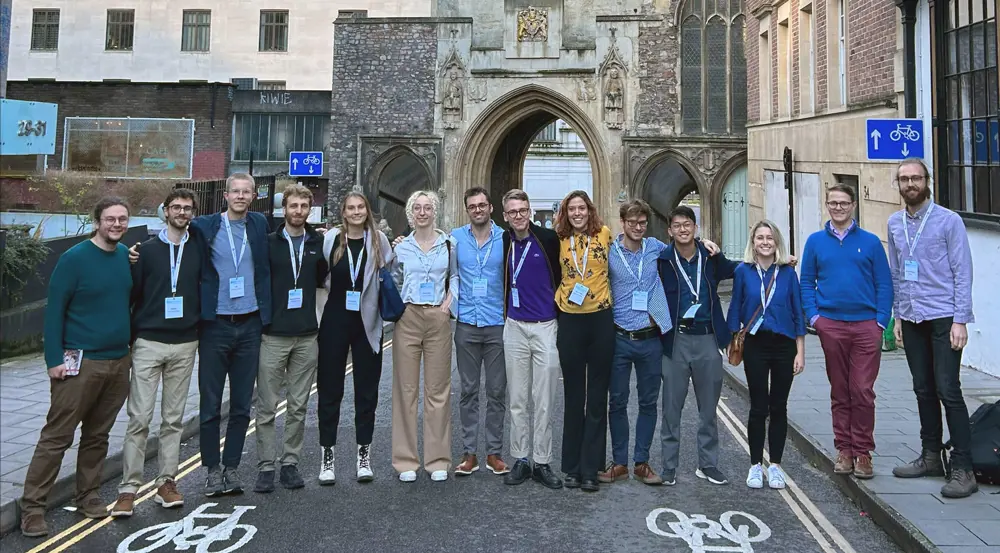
top-left (28, 340), bottom-right (393, 553)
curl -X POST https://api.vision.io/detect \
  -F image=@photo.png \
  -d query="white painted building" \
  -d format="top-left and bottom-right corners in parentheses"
top-left (7, 0), bottom-right (432, 90)
top-left (522, 120), bottom-right (593, 229)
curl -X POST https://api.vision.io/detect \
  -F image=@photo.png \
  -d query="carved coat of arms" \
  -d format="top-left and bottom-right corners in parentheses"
top-left (517, 7), bottom-right (548, 42)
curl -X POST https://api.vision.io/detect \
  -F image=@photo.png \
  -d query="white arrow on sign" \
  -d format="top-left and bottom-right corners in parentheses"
top-left (308, 166), bottom-right (314, 174)
top-left (871, 129), bottom-right (881, 150)
top-left (292, 158), bottom-right (299, 170)
top-left (902, 143), bottom-right (910, 156)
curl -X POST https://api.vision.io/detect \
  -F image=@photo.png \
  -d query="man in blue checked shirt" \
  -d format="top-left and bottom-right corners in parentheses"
top-left (599, 200), bottom-right (720, 486)
top-left (451, 187), bottom-right (510, 477)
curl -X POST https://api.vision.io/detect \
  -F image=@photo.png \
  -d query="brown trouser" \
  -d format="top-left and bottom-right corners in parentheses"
top-left (392, 305), bottom-right (453, 473)
top-left (20, 355), bottom-right (131, 515)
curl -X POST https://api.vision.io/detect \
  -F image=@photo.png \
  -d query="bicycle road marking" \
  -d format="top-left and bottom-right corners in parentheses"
top-left (646, 507), bottom-right (772, 553)
top-left (117, 503), bottom-right (257, 553)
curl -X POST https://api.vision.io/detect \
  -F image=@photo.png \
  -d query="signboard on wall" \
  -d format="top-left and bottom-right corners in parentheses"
top-left (0, 99), bottom-right (58, 155)
top-left (62, 117), bottom-right (194, 179)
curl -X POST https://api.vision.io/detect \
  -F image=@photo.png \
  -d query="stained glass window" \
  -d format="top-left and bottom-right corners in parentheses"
top-left (678, 0), bottom-right (746, 135)
top-left (682, 17), bottom-right (704, 134)
top-left (706, 18), bottom-right (729, 133)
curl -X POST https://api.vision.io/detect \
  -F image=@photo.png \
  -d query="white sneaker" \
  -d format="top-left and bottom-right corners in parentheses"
top-left (318, 447), bottom-right (335, 485)
top-left (430, 470), bottom-right (448, 482)
top-left (357, 444), bottom-right (374, 482)
top-left (399, 470), bottom-right (417, 483)
top-left (767, 465), bottom-right (786, 489)
top-left (746, 464), bottom-right (764, 489)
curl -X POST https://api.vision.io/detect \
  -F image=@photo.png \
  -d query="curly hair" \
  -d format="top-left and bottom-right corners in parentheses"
top-left (555, 190), bottom-right (604, 238)
top-left (404, 190), bottom-right (440, 229)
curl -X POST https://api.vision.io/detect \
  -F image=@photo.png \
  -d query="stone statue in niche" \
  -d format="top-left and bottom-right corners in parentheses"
top-left (517, 7), bottom-right (548, 42)
top-left (604, 67), bottom-right (625, 129)
top-left (442, 68), bottom-right (464, 128)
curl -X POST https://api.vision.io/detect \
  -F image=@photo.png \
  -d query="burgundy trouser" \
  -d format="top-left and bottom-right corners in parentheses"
top-left (814, 317), bottom-right (882, 457)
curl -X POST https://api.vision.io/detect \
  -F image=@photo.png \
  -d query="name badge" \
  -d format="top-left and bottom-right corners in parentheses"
top-left (631, 291), bottom-right (649, 312)
top-left (287, 288), bottom-right (303, 310)
top-left (419, 282), bottom-right (435, 303)
top-left (511, 288), bottom-right (521, 308)
top-left (164, 297), bottom-right (184, 319)
top-left (473, 278), bottom-right (488, 297)
top-left (749, 316), bottom-right (764, 335)
top-left (345, 291), bottom-right (361, 311)
top-left (904, 259), bottom-right (919, 282)
top-left (229, 276), bottom-right (245, 299)
top-left (569, 283), bottom-right (590, 306)
top-left (682, 303), bottom-right (702, 320)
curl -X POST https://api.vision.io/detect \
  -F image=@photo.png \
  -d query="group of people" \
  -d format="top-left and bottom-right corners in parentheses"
top-left (17, 157), bottom-right (980, 539)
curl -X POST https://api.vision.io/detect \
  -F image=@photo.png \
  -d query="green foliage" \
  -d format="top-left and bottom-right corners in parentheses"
top-left (1, 225), bottom-right (51, 304)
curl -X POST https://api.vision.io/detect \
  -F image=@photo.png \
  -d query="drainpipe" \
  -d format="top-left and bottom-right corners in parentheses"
top-left (897, 0), bottom-right (919, 119)
top-left (783, 147), bottom-right (795, 253)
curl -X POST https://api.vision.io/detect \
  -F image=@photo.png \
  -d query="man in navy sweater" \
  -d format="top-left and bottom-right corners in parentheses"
top-left (800, 184), bottom-right (893, 480)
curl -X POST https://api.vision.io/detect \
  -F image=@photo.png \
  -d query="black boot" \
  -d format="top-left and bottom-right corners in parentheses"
top-left (892, 449), bottom-right (945, 478)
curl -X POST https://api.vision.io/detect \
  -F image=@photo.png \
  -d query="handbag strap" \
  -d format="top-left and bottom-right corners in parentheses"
top-left (740, 266), bottom-right (777, 337)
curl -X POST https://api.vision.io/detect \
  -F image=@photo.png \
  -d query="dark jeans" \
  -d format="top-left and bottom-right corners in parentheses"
top-left (317, 309), bottom-right (383, 447)
top-left (557, 308), bottom-right (615, 480)
top-left (900, 317), bottom-right (972, 469)
top-left (743, 331), bottom-right (796, 464)
top-left (199, 314), bottom-right (262, 469)
top-left (609, 334), bottom-right (662, 465)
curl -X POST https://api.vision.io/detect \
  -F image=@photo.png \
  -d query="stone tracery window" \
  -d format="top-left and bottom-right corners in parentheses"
top-left (680, 0), bottom-right (747, 135)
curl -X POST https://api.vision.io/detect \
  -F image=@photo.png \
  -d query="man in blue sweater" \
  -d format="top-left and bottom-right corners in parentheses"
top-left (800, 184), bottom-right (893, 480)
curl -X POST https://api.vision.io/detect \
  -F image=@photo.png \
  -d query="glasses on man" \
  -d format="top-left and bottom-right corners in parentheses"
top-left (168, 205), bottom-right (195, 214)
top-left (670, 221), bottom-right (694, 231)
top-left (505, 208), bottom-right (530, 218)
top-left (102, 217), bottom-right (129, 226)
top-left (826, 201), bottom-right (854, 210)
top-left (897, 175), bottom-right (926, 185)
top-left (466, 202), bottom-right (490, 212)
top-left (624, 219), bottom-right (648, 229)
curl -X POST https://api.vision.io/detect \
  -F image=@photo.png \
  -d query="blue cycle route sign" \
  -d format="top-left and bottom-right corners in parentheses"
top-left (866, 118), bottom-right (925, 161)
top-left (288, 151), bottom-right (324, 177)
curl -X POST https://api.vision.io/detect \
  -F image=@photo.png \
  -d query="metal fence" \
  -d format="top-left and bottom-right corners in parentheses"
top-left (178, 175), bottom-right (276, 221)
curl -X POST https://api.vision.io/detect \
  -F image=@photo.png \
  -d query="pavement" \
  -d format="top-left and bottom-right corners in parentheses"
top-left (722, 333), bottom-right (1000, 553)
top-left (0, 352), bottom-right (229, 538)
top-left (0, 336), bottom-right (903, 553)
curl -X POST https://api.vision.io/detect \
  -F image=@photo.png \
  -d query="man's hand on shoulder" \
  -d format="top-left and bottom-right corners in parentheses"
top-left (128, 242), bottom-right (141, 265)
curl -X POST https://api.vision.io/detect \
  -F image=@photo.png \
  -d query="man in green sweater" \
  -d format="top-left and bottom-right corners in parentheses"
top-left (20, 197), bottom-right (134, 538)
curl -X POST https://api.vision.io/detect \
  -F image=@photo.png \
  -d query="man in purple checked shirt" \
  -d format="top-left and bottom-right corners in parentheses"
top-left (886, 158), bottom-right (978, 499)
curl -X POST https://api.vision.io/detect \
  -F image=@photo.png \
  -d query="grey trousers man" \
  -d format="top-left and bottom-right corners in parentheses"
top-left (660, 333), bottom-right (724, 472)
top-left (454, 322), bottom-right (507, 456)
top-left (256, 334), bottom-right (318, 471)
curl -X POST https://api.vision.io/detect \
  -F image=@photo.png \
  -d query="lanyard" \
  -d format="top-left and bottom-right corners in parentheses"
top-left (469, 227), bottom-right (495, 277)
top-left (222, 213), bottom-right (248, 272)
top-left (757, 264), bottom-right (777, 317)
top-left (674, 249), bottom-right (702, 302)
top-left (614, 238), bottom-right (646, 285)
top-left (346, 232), bottom-right (367, 290)
top-left (510, 241), bottom-right (532, 287)
top-left (282, 229), bottom-right (306, 288)
top-left (570, 234), bottom-right (590, 278)
top-left (158, 229), bottom-right (188, 296)
top-left (903, 202), bottom-right (935, 257)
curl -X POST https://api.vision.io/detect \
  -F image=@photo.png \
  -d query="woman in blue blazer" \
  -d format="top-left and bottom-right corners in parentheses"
top-left (727, 220), bottom-right (806, 491)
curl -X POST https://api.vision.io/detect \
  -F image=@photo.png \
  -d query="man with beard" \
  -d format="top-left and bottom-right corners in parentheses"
top-left (20, 198), bottom-right (134, 537)
top-left (254, 184), bottom-right (328, 492)
top-left (112, 189), bottom-right (204, 518)
top-left (887, 158), bottom-right (978, 498)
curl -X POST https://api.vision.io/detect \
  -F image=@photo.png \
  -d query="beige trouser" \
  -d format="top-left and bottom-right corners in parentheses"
top-left (392, 305), bottom-right (453, 473)
top-left (119, 340), bottom-right (198, 494)
top-left (504, 318), bottom-right (561, 464)
top-left (255, 333), bottom-right (318, 471)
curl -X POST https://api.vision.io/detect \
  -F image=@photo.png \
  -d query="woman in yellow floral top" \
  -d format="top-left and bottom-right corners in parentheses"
top-left (554, 190), bottom-right (615, 492)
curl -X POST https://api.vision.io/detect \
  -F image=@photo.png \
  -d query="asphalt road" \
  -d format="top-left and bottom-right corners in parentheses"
top-left (4, 336), bottom-right (903, 553)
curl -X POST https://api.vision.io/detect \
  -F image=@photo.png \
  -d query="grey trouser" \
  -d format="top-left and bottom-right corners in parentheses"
top-left (255, 333), bottom-right (318, 471)
top-left (454, 322), bottom-right (507, 456)
top-left (660, 333), bottom-right (724, 471)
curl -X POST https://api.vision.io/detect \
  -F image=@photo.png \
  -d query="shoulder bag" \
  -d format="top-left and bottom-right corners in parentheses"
top-left (378, 237), bottom-right (405, 322)
top-left (727, 267), bottom-right (776, 366)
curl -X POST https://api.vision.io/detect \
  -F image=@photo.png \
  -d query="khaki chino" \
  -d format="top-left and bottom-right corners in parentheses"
top-left (255, 333), bottom-right (319, 470)
top-left (503, 318), bottom-right (561, 464)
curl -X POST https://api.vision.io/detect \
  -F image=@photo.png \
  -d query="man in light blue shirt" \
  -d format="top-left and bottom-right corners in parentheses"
top-left (451, 187), bottom-right (509, 476)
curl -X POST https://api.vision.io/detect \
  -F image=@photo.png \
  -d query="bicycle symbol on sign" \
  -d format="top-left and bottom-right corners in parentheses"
top-left (302, 154), bottom-right (322, 165)
top-left (117, 503), bottom-right (257, 553)
top-left (890, 123), bottom-right (921, 142)
top-left (646, 507), bottom-right (772, 553)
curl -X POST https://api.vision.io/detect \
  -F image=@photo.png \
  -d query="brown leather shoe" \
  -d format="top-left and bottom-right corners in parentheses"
top-left (486, 454), bottom-right (509, 475)
top-left (78, 496), bottom-right (108, 519)
top-left (110, 493), bottom-right (135, 517)
top-left (156, 480), bottom-right (184, 508)
top-left (20, 513), bottom-right (48, 537)
top-left (633, 463), bottom-right (664, 485)
top-left (853, 455), bottom-right (874, 480)
top-left (833, 451), bottom-right (854, 474)
top-left (455, 453), bottom-right (479, 476)
top-left (598, 463), bottom-right (629, 483)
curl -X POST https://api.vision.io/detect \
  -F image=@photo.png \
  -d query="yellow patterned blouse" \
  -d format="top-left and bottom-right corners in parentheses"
top-left (556, 226), bottom-right (613, 313)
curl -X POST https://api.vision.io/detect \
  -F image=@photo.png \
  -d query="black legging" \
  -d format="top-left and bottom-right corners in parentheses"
top-left (316, 308), bottom-right (383, 447)
top-left (557, 308), bottom-right (615, 479)
top-left (743, 330), bottom-right (796, 464)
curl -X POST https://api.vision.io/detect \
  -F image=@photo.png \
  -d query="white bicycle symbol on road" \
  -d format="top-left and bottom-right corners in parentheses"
top-left (890, 123), bottom-right (921, 142)
top-left (647, 507), bottom-right (772, 553)
top-left (302, 154), bottom-right (321, 165)
top-left (117, 503), bottom-right (257, 553)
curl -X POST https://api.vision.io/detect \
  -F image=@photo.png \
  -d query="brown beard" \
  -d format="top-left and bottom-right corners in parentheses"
top-left (903, 185), bottom-right (931, 206)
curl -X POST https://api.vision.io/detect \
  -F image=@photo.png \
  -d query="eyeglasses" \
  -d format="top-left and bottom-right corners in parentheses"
top-left (897, 175), bottom-right (926, 185)
top-left (101, 216), bottom-right (129, 225)
top-left (168, 205), bottom-right (194, 214)
top-left (466, 202), bottom-right (490, 212)
top-left (670, 222), bottom-right (694, 231)
top-left (826, 201), bottom-right (854, 210)
top-left (413, 205), bottom-right (435, 214)
top-left (505, 208), bottom-right (530, 219)
top-left (624, 219), bottom-right (648, 229)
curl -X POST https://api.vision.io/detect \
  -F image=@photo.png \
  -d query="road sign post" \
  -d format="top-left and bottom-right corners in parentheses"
top-left (866, 118), bottom-right (925, 161)
top-left (288, 151), bottom-right (324, 177)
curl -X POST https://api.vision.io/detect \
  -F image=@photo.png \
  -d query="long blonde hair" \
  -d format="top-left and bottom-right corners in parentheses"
top-left (742, 219), bottom-right (789, 265)
top-left (332, 192), bottom-right (384, 270)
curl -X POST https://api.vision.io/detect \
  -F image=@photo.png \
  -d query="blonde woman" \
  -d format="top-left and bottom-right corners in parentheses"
top-left (316, 192), bottom-right (393, 485)
top-left (726, 220), bottom-right (805, 490)
top-left (390, 190), bottom-right (459, 483)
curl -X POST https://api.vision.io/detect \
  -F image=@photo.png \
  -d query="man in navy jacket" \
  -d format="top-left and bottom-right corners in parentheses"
top-left (657, 206), bottom-right (740, 487)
